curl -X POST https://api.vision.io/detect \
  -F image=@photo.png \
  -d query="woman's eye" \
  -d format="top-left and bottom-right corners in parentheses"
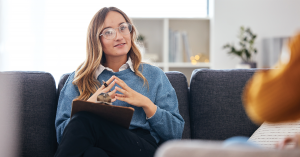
top-left (120, 26), bottom-right (127, 31)
top-left (104, 30), bottom-right (113, 36)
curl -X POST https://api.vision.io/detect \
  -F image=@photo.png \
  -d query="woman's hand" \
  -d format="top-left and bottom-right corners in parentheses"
top-left (87, 75), bottom-right (117, 102)
top-left (114, 76), bottom-right (157, 118)
top-left (276, 134), bottom-right (300, 149)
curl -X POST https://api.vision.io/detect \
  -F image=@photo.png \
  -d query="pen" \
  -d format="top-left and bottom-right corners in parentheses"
top-left (102, 80), bottom-right (111, 92)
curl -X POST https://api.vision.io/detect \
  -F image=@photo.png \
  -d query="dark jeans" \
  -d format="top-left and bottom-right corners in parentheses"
top-left (54, 111), bottom-right (158, 157)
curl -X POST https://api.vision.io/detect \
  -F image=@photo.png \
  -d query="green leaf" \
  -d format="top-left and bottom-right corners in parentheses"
top-left (223, 44), bottom-right (230, 49)
top-left (245, 49), bottom-right (251, 59)
top-left (239, 42), bottom-right (245, 47)
top-left (240, 26), bottom-right (245, 31)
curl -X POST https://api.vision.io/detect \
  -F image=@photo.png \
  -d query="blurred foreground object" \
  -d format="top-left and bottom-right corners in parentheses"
top-left (155, 140), bottom-right (300, 157)
top-left (243, 33), bottom-right (300, 124)
top-left (0, 73), bottom-right (19, 156)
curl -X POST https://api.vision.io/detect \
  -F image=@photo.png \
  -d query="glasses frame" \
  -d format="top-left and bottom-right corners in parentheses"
top-left (99, 22), bottom-right (132, 40)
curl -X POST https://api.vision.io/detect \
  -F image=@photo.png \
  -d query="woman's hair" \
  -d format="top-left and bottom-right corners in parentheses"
top-left (72, 7), bottom-right (148, 101)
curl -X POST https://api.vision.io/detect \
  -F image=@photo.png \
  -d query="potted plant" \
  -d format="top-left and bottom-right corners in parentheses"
top-left (136, 34), bottom-right (146, 57)
top-left (223, 26), bottom-right (258, 68)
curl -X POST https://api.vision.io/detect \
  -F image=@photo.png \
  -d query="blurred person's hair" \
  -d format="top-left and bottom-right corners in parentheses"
top-left (72, 7), bottom-right (148, 101)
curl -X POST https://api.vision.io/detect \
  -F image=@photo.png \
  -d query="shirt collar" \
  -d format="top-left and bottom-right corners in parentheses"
top-left (94, 57), bottom-right (135, 79)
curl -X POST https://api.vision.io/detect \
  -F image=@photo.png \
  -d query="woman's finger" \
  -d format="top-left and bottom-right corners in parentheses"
top-left (108, 88), bottom-right (117, 96)
top-left (111, 98), bottom-right (117, 102)
top-left (277, 137), bottom-right (296, 149)
top-left (283, 137), bottom-right (294, 145)
top-left (115, 93), bottom-right (125, 97)
top-left (102, 81), bottom-right (116, 93)
top-left (98, 76), bottom-right (114, 91)
top-left (116, 95), bottom-right (128, 102)
top-left (114, 76), bottom-right (131, 91)
top-left (106, 75), bottom-right (116, 85)
top-left (115, 86), bottom-right (129, 96)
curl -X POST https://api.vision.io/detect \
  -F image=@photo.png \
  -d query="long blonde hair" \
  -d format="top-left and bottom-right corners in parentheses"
top-left (73, 7), bottom-right (148, 101)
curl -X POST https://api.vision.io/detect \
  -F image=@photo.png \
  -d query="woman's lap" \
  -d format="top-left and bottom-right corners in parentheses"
top-left (55, 111), bottom-right (158, 157)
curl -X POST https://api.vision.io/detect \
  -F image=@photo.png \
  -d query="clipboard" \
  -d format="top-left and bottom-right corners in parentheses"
top-left (71, 100), bottom-right (135, 129)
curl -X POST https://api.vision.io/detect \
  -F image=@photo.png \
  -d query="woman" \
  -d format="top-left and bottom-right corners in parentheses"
top-left (242, 33), bottom-right (300, 149)
top-left (54, 7), bottom-right (184, 157)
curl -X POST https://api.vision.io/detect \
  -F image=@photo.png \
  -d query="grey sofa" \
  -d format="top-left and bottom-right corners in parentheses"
top-left (1, 69), bottom-right (289, 156)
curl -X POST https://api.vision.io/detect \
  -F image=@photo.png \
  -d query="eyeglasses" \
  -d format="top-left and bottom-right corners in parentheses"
top-left (100, 22), bottom-right (132, 40)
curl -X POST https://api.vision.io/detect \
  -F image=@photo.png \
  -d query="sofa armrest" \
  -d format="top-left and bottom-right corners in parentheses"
top-left (0, 71), bottom-right (58, 157)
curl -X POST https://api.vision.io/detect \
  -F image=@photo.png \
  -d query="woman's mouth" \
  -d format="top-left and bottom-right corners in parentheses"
top-left (114, 43), bottom-right (125, 47)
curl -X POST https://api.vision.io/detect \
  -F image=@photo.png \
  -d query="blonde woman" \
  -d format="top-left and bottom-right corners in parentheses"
top-left (54, 7), bottom-right (184, 157)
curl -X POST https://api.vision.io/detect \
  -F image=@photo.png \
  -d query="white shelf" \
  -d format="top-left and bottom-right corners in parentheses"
top-left (150, 62), bottom-right (210, 68)
top-left (169, 62), bottom-right (210, 68)
top-left (132, 17), bottom-right (210, 85)
top-left (131, 17), bottom-right (211, 20)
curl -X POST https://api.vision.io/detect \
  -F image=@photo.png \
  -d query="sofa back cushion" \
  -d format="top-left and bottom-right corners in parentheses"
top-left (58, 71), bottom-right (191, 139)
top-left (189, 69), bottom-right (259, 140)
top-left (0, 72), bottom-right (58, 157)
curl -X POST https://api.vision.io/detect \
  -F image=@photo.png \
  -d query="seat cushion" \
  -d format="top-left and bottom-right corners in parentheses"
top-left (58, 71), bottom-right (191, 139)
top-left (189, 69), bottom-right (260, 140)
top-left (0, 72), bottom-right (58, 157)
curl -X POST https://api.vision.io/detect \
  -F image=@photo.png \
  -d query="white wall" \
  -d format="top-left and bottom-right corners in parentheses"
top-left (210, 0), bottom-right (300, 69)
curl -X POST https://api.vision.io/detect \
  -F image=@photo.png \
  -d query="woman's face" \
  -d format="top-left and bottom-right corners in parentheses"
top-left (100, 11), bottom-right (132, 59)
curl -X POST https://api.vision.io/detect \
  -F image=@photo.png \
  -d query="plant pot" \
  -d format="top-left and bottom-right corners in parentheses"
top-left (236, 62), bottom-right (257, 69)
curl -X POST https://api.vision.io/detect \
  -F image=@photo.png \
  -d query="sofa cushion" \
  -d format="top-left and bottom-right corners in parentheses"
top-left (0, 72), bottom-right (58, 157)
top-left (58, 71), bottom-right (191, 139)
top-left (189, 69), bottom-right (259, 140)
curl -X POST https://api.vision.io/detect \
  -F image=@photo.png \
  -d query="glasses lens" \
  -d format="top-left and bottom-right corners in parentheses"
top-left (102, 28), bottom-right (116, 39)
top-left (119, 23), bottom-right (132, 35)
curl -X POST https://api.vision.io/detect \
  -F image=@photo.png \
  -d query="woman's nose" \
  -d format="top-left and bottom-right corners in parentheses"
top-left (114, 29), bottom-right (123, 41)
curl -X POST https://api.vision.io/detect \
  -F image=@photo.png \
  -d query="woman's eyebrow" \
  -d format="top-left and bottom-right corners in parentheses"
top-left (102, 22), bottom-right (126, 30)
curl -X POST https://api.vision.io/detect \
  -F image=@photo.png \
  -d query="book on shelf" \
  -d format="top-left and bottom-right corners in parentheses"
top-left (169, 29), bottom-right (176, 62)
top-left (71, 100), bottom-right (135, 129)
top-left (182, 31), bottom-right (192, 62)
top-left (169, 29), bottom-right (191, 63)
top-left (174, 31), bottom-right (183, 62)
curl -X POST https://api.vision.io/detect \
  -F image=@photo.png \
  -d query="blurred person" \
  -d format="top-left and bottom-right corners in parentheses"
top-left (243, 32), bottom-right (300, 149)
top-left (54, 7), bottom-right (184, 157)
